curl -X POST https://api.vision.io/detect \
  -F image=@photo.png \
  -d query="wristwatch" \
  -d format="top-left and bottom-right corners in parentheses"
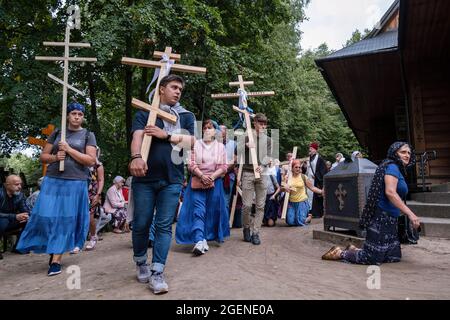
top-left (166, 133), bottom-right (172, 142)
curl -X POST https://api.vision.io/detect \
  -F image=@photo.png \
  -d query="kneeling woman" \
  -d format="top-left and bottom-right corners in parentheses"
top-left (17, 102), bottom-right (96, 276)
top-left (284, 159), bottom-right (323, 226)
top-left (322, 142), bottom-right (421, 264)
top-left (175, 119), bottom-right (229, 255)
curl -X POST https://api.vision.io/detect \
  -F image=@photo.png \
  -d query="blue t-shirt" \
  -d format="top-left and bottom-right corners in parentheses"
top-left (377, 163), bottom-right (408, 217)
top-left (131, 109), bottom-right (195, 184)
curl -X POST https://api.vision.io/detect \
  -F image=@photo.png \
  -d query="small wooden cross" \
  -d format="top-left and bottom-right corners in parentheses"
top-left (211, 75), bottom-right (275, 179)
top-left (281, 146), bottom-right (298, 219)
top-left (35, 5), bottom-right (97, 171)
top-left (27, 124), bottom-right (56, 176)
top-left (335, 183), bottom-right (347, 210)
top-left (121, 47), bottom-right (207, 162)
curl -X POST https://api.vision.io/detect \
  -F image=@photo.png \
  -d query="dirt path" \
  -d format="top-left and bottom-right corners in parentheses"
top-left (1, 219), bottom-right (449, 300)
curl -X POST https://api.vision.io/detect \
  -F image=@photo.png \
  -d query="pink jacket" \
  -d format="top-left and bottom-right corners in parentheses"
top-left (104, 185), bottom-right (126, 214)
top-left (189, 140), bottom-right (227, 178)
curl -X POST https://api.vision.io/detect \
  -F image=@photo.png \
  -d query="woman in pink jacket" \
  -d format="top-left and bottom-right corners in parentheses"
top-left (175, 119), bottom-right (229, 255)
top-left (104, 176), bottom-right (128, 234)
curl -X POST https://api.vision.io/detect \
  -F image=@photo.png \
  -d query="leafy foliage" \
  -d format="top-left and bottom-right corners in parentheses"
top-left (1, 0), bottom-right (361, 185)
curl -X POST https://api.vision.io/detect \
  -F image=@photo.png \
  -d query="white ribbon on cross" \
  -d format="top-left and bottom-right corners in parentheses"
top-left (145, 54), bottom-right (175, 103)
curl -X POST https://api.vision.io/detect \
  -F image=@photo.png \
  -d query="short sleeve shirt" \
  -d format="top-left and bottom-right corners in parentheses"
top-left (46, 128), bottom-right (97, 180)
top-left (377, 163), bottom-right (408, 217)
top-left (131, 109), bottom-right (196, 184)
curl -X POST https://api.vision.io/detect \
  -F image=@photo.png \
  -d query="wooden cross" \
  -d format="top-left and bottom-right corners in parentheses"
top-left (335, 183), bottom-right (347, 211)
top-left (121, 47), bottom-right (207, 162)
top-left (281, 146), bottom-right (298, 219)
top-left (211, 75), bottom-right (275, 179)
top-left (229, 154), bottom-right (244, 227)
top-left (27, 124), bottom-right (56, 176)
top-left (35, 5), bottom-right (97, 171)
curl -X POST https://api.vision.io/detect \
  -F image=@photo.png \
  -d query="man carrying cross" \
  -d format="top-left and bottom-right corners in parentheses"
top-left (239, 113), bottom-right (273, 245)
top-left (129, 74), bottom-right (195, 294)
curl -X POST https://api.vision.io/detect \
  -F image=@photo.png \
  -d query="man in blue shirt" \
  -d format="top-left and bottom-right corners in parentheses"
top-left (129, 74), bottom-right (196, 294)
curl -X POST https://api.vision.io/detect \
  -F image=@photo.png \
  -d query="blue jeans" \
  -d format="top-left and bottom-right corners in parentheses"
top-left (132, 180), bottom-right (182, 273)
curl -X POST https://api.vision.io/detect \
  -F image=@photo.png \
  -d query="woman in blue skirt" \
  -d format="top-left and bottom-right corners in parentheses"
top-left (322, 142), bottom-right (421, 264)
top-left (175, 119), bottom-right (229, 255)
top-left (283, 159), bottom-right (323, 226)
top-left (17, 102), bottom-right (97, 276)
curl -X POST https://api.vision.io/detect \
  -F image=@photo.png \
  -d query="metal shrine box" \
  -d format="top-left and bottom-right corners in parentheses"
top-left (323, 158), bottom-right (378, 237)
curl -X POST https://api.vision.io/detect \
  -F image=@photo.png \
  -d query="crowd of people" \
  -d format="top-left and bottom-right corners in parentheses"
top-left (0, 74), bottom-right (420, 294)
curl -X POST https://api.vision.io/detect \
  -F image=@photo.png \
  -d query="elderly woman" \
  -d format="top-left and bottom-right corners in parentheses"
top-left (104, 176), bottom-right (128, 234)
top-left (17, 102), bottom-right (97, 276)
top-left (283, 159), bottom-right (323, 226)
top-left (322, 142), bottom-right (421, 264)
top-left (175, 119), bottom-right (229, 255)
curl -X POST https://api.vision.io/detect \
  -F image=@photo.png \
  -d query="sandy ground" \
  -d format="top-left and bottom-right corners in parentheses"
top-left (1, 219), bottom-right (449, 300)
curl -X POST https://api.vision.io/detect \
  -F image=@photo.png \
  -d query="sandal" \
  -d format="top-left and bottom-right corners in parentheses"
top-left (345, 244), bottom-right (358, 251)
top-left (321, 246), bottom-right (343, 260)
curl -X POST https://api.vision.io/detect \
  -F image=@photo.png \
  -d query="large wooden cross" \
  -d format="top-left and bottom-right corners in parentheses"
top-left (281, 146), bottom-right (298, 219)
top-left (211, 75), bottom-right (275, 179)
top-left (121, 47), bottom-right (207, 162)
top-left (27, 124), bottom-right (55, 176)
top-left (35, 5), bottom-right (97, 171)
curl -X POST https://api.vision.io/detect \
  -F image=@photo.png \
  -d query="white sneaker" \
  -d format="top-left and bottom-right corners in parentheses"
top-left (202, 239), bottom-right (209, 252)
top-left (85, 237), bottom-right (97, 251)
top-left (70, 246), bottom-right (81, 254)
top-left (192, 241), bottom-right (205, 256)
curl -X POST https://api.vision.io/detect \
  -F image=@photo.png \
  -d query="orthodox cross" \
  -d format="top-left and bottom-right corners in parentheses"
top-left (211, 75), bottom-right (275, 179)
top-left (121, 46), bottom-right (207, 162)
top-left (281, 146), bottom-right (298, 219)
top-left (335, 183), bottom-right (347, 211)
top-left (27, 124), bottom-right (56, 176)
top-left (35, 5), bottom-right (97, 171)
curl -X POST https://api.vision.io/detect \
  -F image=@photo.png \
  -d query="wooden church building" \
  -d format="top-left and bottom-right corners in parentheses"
top-left (315, 0), bottom-right (450, 185)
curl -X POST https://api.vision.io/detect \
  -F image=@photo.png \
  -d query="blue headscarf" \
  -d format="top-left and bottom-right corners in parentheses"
top-left (67, 102), bottom-right (85, 113)
top-left (359, 141), bottom-right (415, 228)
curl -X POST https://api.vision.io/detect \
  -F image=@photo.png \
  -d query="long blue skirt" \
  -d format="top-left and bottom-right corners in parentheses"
top-left (286, 200), bottom-right (310, 226)
top-left (342, 208), bottom-right (401, 265)
top-left (17, 177), bottom-right (89, 254)
top-left (175, 178), bottom-right (230, 244)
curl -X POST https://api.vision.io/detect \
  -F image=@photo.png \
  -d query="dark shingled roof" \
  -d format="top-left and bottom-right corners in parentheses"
top-left (316, 30), bottom-right (398, 62)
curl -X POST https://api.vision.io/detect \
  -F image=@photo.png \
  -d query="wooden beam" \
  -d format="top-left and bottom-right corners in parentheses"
top-left (121, 57), bottom-right (206, 74)
top-left (131, 98), bottom-right (177, 123)
top-left (47, 73), bottom-right (84, 96)
top-left (43, 42), bottom-right (91, 48)
top-left (211, 91), bottom-right (275, 99)
top-left (153, 50), bottom-right (181, 62)
top-left (281, 146), bottom-right (298, 220)
top-left (36, 56), bottom-right (97, 62)
top-left (229, 80), bottom-right (253, 87)
top-left (230, 155), bottom-right (244, 227)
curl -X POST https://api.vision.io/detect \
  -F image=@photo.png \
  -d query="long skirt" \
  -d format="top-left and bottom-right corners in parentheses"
top-left (342, 208), bottom-right (401, 265)
top-left (175, 178), bottom-right (230, 244)
top-left (286, 200), bottom-right (310, 226)
top-left (17, 177), bottom-right (89, 254)
top-left (263, 194), bottom-right (279, 223)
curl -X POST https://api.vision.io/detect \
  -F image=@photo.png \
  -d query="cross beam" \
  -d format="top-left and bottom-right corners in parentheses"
top-left (229, 154), bottom-right (244, 227)
top-left (121, 46), bottom-right (206, 162)
top-left (281, 146), bottom-right (298, 220)
top-left (35, 7), bottom-right (97, 171)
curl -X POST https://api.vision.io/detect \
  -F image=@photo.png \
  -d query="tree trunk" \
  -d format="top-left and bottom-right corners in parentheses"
top-left (124, 2), bottom-right (134, 150)
top-left (87, 66), bottom-right (100, 140)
